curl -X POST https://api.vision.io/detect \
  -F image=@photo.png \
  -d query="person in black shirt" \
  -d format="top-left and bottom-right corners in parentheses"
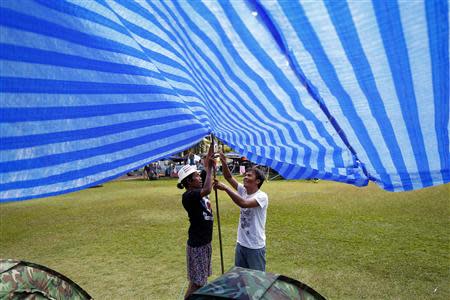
top-left (177, 144), bottom-right (215, 299)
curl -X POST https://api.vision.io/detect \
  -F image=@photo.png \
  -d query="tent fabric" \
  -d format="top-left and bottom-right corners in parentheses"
top-left (0, 0), bottom-right (448, 202)
top-left (189, 266), bottom-right (325, 300)
top-left (0, 259), bottom-right (92, 299)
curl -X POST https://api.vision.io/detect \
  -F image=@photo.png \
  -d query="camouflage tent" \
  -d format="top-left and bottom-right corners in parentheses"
top-left (0, 259), bottom-right (92, 300)
top-left (189, 267), bottom-right (325, 300)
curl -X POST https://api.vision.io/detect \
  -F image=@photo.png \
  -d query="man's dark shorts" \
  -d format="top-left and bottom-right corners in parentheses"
top-left (235, 243), bottom-right (266, 271)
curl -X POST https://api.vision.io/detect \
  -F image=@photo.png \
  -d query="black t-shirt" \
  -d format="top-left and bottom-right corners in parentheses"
top-left (182, 189), bottom-right (213, 247)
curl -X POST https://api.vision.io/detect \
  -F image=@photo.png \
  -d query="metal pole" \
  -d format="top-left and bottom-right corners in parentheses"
top-left (211, 134), bottom-right (224, 274)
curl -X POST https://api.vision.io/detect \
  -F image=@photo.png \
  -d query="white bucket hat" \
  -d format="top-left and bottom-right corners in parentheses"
top-left (177, 165), bottom-right (198, 183)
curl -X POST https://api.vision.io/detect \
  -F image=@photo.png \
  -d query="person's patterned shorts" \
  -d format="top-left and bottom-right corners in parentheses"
top-left (186, 242), bottom-right (212, 286)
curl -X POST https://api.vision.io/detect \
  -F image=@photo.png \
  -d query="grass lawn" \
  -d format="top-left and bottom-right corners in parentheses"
top-left (1, 177), bottom-right (449, 299)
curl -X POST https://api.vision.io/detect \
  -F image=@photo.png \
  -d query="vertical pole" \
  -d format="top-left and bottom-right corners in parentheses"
top-left (211, 134), bottom-right (224, 274)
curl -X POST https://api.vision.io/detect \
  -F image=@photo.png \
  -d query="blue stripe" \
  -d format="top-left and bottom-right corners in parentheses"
top-left (290, 166), bottom-right (305, 179)
top-left (0, 8), bottom-right (148, 61)
top-left (279, 146), bottom-right (286, 163)
top-left (426, 0), bottom-right (449, 182)
top-left (249, 0), bottom-right (287, 54)
top-left (372, 1), bottom-right (432, 186)
top-left (1, 122), bottom-right (203, 172)
top-left (0, 77), bottom-right (198, 96)
top-left (279, 1), bottom-right (390, 185)
top-left (0, 101), bottom-right (185, 122)
top-left (1, 114), bottom-right (194, 150)
top-left (325, 1), bottom-right (413, 188)
top-left (0, 125), bottom-right (207, 190)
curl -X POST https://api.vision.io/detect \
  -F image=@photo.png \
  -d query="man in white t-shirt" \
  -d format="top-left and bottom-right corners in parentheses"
top-left (214, 152), bottom-right (268, 271)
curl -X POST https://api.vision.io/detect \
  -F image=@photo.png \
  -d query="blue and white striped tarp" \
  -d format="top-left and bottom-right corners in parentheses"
top-left (0, 0), bottom-right (448, 202)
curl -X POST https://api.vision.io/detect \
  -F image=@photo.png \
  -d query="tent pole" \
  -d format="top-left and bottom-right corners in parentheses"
top-left (211, 134), bottom-right (225, 274)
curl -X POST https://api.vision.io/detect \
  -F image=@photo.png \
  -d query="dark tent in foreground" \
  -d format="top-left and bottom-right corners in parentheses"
top-left (0, 259), bottom-right (92, 300)
top-left (189, 267), bottom-right (325, 300)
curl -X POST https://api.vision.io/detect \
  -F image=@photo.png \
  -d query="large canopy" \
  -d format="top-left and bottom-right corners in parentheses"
top-left (0, 0), bottom-right (448, 202)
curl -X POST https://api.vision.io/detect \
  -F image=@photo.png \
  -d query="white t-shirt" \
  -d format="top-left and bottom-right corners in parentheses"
top-left (236, 183), bottom-right (268, 249)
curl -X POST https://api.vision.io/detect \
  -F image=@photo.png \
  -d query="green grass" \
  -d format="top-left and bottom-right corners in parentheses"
top-left (1, 178), bottom-right (449, 299)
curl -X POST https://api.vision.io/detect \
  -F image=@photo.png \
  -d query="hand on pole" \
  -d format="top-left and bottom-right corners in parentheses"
top-left (204, 141), bottom-right (216, 171)
top-left (218, 152), bottom-right (227, 166)
top-left (213, 180), bottom-right (228, 191)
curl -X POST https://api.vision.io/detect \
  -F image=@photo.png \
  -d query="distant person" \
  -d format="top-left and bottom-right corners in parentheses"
top-left (143, 164), bottom-right (150, 178)
top-left (171, 164), bottom-right (178, 177)
top-left (165, 165), bottom-right (171, 177)
top-left (186, 152), bottom-right (196, 166)
top-left (214, 152), bottom-right (268, 271)
top-left (178, 144), bottom-right (215, 299)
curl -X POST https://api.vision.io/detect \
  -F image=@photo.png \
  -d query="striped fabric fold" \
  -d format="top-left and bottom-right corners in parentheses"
top-left (0, 0), bottom-right (447, 202)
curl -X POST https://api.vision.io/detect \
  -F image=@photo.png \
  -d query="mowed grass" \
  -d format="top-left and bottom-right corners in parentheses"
top-left (1, 178), bottom-right (448, 299)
